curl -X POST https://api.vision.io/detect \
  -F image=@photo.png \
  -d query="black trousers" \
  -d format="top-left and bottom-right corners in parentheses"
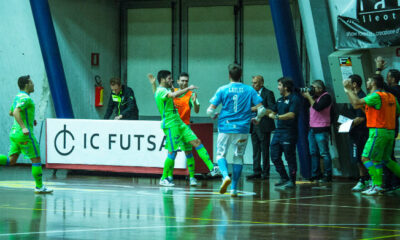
top-left (270, 131), bottom-right (297, 182)
top-left (251, 129), bottom-right (271, 176)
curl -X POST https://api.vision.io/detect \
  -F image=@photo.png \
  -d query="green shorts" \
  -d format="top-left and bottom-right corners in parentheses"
top-left (362, 128), bottom-right (393, 161)
top-left (163, 123), bottom-right (197, 152)
top-left (8, 131), bottom-right (40, 159)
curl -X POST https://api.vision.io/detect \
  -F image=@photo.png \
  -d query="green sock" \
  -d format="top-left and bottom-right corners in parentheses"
top-left (0, 155), bottom-right (9, 166)
top-left (374, 163), bottom-right (383, 187)
top-left (186, 153), bottom-right (195, 178)
top-left (167, 160), bottom-right (175, 178)
top-left (384, 159), bottom-right (400, 178)
top-left (32, 163), bottom-right (43, 189)
top-left (162, 152), bottom-right (176, 180)
top-left (195, 144), bottom-right (214, 171)
top-left (363, 160), bottom-right (377, 185)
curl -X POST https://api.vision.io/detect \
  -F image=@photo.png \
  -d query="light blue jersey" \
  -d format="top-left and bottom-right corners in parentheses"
top-left (210, 82), bottom-right (262, 133)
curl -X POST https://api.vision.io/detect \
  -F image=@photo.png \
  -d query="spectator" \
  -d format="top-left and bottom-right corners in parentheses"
top-left (247, 75), bottom-right (276, 180)
top-left (104, 77), bottom-right (139, 120)
top-left (301, 80), bottom-right (333, 182)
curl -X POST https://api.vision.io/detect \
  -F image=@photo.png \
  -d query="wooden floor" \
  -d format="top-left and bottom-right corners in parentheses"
top-left (0, 166), bottom-right (399, 240)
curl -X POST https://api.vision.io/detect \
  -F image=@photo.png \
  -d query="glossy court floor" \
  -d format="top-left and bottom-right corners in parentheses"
top-left (0, 167), bottom-right (399, 240)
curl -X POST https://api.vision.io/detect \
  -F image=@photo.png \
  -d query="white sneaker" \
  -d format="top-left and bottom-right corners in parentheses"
top-left (365, 186), bottom-right (384, 196)
top-left (230, 189), bottom-right (238, 197)
top-left (219, 176), bottom-right (231, 194)
top-left (190, 177), bottom-right (198, 186)
top-left (167, 176), bottom-right (175, 185)
top-left (209, 166), bottom-right (220, 177)
top-left (352, 181), bottom-right (366, 192)
top-left (34, 185), bottom-right (53, 194)
top-left (361, 185), bottom-right (373, 194)
top-left (159, 178), bottom-right (175, 187)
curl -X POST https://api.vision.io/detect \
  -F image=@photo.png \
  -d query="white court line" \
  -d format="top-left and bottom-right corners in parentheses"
top-left (0, 223), bottom-right (265, 237)
top-left (1, 223), bottom-right (400, 237)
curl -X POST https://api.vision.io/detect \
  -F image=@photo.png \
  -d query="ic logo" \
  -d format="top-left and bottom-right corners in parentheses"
top-left (54, 124), bottom-right (75, 156)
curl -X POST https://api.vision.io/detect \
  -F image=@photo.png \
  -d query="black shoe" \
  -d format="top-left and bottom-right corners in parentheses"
top-left (283, 181), bottom-right (296, 189)
top-left (246, 173), bottom-right (262, 180)
top-left (321, 175), bottom-right (332, 183)
top-left (261, 174), bottom-right (269, 180)
top-left (274, 179), bottom-right (289, 187)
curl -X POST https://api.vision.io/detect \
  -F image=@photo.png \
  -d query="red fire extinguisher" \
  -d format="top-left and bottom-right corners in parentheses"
top-left (95, 75), bottom-right (104, 107)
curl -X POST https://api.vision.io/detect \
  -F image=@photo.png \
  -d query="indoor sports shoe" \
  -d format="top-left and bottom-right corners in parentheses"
top-left (352, 180), bottom-right (367, 192)
top-left (210, 166), bottom-right (220, 177)
top-left (219, 176), bottom-right (231, 194)
top-left (34, 185), bottom-right (53, 194)
top-left (230, 189), bottom-right (238, 197)
top-left (159, 178), bottom-right (175, 187)
top-left (361, 185), bottom-right (373, 195)
top-left (365, 186), bottom-right (384, 196)
top-left (167, 176), bottom-right (175, 185)
top-left (190, 177), bottom-right (198, 186)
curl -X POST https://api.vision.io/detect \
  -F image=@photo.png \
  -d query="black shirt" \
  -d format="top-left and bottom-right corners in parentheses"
top-left (104, 85), bottom-right (139, 120)
top-left (271, 92), bottom-right (300, 132)
top-left (349, 90), bottom-right (368, 136)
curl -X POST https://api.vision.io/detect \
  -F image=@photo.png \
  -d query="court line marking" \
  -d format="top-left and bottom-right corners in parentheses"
top-left (0, 223), bottom-right (264, 237)
top-left (0, 205), bottom-right (399, 234)
top-left (360, 234), bottom-right (400, 240)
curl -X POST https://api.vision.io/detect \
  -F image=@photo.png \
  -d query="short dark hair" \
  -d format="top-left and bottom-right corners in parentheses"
top-left (110, 77), bottom-right (121, 86)
top-left (157, 70), bottom-right (171, 84)
top-left (179, 72), bottom-right (189, 79)
top-left (312, 79), bottom-right (326, 91)
top-left (349, 74), bottom-right (362, 87)
top-left (18, 75), bottom-right (31, 90)
top-left (369, 74), bottom-right (384, 89)
top-left (388, 69), bottom-right (400, 83)
top-left (228, 63), bottom-right (242, 82)
top-left (278, 77), bottom-right (294, 92)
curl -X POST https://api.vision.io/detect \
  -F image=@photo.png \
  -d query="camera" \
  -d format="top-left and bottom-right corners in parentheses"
top-left (299, 85), bottom-right (315, 96)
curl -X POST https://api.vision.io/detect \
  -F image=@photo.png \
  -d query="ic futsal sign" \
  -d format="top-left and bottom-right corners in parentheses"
top-left (46, 119), bottom-right (186, 169)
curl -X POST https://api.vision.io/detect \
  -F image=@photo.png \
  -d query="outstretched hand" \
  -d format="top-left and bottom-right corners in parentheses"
top-left (188, 85), bottom-right (199, 91)
top-left (251, 118), bottom-right (260, 125)
top-left (343, 78), bottom-right (352, 90)
top-left (375, 56), bottom-right (386, 70)
top-left (147, 74), bottom-right (156, 85)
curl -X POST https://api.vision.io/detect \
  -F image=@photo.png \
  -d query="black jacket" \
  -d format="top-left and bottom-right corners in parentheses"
top-left (104, 85), bottom-right (139, 120)
top-left (251, 87), bottom-right (276, 133)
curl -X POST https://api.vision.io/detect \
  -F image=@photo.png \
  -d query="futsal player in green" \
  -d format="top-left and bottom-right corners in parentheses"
top-left (343, 74), bottom-right (400, 195)
top-left (0, 75), bottom-right (52, 193)
top-left (148, 70), bottom-right (219, 186)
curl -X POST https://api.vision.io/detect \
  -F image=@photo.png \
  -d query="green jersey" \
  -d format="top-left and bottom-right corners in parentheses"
top-left (10, 91), bottom-right (35, 133)
top-left (154, 87), bottom-right (183, 129)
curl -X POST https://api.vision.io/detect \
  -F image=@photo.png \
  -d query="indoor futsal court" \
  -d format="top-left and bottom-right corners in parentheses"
top-left (0, 167), bottom-right (399, 239)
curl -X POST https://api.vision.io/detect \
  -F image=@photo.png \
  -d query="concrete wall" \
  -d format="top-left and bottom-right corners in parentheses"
top-left (0, 0), bottom-right (120, 163)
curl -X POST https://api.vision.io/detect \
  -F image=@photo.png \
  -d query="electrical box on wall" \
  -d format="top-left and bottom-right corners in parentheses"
top-left (328, 50), bottom-right (372, 103)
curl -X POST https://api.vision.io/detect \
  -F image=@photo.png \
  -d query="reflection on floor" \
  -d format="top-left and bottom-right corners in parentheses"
top-left (0, 166), bottom-right (399, 239)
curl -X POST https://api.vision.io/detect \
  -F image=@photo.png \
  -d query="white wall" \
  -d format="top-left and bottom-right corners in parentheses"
top-left (0, 0), bottom-right (120, 163)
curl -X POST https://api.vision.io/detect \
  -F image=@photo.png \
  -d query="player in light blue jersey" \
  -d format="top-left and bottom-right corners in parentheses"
top-left (207, 63), bottom-right (267, 197)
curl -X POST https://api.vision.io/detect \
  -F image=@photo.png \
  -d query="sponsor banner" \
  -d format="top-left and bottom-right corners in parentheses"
top-left (337, 0), bottom-right (400, 49)
top-left (46, 119), bottom-right (186, 168)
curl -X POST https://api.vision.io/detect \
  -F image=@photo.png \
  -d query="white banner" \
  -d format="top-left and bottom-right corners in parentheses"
top-left (46, 119), bottom-right (186, 168)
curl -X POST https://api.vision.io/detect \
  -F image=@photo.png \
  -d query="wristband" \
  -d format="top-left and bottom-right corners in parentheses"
top-left (274, 114), bottom-right (279, 120)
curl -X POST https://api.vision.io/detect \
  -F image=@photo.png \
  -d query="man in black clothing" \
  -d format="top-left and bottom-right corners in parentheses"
top-left (376, 57), bottom-right (400, 191)
top-left (348, 74), bottom-right (370, 192)
top-left (247, 75), bottom-right (276, 180)
top-left (268, 77), bottom-right (300, 189)
top-left (301, 80), bottom-right (333, 182)
top-left (104, 77), bottom-right (139, 120)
